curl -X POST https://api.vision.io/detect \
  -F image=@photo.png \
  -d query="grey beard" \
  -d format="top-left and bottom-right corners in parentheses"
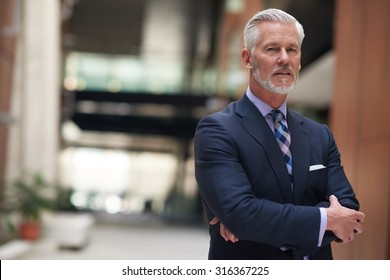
top-left (253, 69), bottom-right (296, 95)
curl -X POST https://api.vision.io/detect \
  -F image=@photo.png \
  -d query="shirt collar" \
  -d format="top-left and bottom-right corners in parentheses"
top-left (245, 87), bottom-right (287, 118)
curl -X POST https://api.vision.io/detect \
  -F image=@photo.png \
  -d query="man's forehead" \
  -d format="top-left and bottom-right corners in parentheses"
top-left (257, 22), bottom-right (299, 44)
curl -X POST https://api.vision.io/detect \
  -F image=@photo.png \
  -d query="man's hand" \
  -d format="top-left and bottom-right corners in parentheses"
top-left (210, 217), bottom-right (239, 243)
top-left (326, 195), bottom-right (365, 243)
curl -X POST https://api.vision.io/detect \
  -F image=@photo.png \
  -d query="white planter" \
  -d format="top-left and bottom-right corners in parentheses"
top-left (53, 213), bottom-right (95, 249)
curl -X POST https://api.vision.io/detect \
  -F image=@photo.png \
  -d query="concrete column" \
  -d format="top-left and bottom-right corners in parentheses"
top-left (6, 0), bottom-right (61, 182)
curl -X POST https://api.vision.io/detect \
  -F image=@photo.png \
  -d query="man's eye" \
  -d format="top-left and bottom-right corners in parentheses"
top-left (287, 48), bottom-right (297, 53)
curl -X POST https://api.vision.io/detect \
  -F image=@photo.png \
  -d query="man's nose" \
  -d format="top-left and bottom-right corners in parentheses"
top-left (277, 49), bottom-right (289, 65)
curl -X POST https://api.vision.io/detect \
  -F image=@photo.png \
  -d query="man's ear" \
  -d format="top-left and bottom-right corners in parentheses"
top-left (242, 48), bottom-right (253, 69)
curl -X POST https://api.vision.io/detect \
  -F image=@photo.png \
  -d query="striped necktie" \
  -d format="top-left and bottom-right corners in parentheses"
top-left (271, 110), bottom-right (293, 186)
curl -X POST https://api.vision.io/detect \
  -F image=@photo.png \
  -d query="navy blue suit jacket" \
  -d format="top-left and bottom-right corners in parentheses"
top-left (194, 94), bottom-right (359, 259)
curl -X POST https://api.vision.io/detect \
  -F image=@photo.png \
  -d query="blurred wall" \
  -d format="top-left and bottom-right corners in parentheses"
top-left (330, 0), bottom-right (390, 259)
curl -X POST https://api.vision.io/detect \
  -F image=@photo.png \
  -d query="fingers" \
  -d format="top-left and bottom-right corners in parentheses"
top-left (354, 220), bottom-right (364, 235)
top-left (336, 224), bottom-right (364, 243)
top-left (219, 223), bottom-right (230, 241)
top-left (209, 217), bottom-right (219, 225)
top-left (329, 195), bottom-right (340, 207)
top-left (327, 195), bottom-right (366, 243)
top-left (350, 210), bottom-right (365, 235)
top-left (338, 213), bottom-right (365, 243)
top-left (329, 195), bottom-right (365, 223)
top-left (356, 211), bottom-right (366, 223)
top-left (227, 232), bottom-right (239, 243)
top-left (220, 223), bottom-right (239, 243)
top-left (210, 216), bottom-right (239, 243)
top-left (341, 221), bottom-right (364, 243)
top-left (354, 214), bottom-right (365, 235)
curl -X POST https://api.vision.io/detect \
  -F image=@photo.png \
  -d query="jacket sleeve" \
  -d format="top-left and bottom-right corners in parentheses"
top-left (317, 124), bottom-right (360, 247)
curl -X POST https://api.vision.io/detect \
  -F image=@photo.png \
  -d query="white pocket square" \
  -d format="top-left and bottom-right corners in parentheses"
top-left (309, 164), bottom-right (326, 171)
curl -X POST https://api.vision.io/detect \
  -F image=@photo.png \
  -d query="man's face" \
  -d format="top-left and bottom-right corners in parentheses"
top-left (251, 22), bottom-right (301, 95)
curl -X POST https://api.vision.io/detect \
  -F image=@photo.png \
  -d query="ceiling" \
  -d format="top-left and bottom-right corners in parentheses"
top-left (62, 0), bottom-right (222, 56)
top-left (62, 0), bottom-right (335, 111)
top-left (63, 0), bottom-right (334, 66)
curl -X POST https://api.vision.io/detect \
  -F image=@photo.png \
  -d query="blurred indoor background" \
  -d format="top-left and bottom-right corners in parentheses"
top-left (0, 0), bottom-right (389, 259)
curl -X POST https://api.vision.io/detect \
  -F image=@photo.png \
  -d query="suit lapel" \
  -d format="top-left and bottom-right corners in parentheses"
top-left (235, 95), bottom-right (294, 203)
top-left (287, 110), bottom-right (310, 204)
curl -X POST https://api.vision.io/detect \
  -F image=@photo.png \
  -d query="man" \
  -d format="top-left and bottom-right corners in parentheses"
top-left (194, 8), bottom-right (365, 260)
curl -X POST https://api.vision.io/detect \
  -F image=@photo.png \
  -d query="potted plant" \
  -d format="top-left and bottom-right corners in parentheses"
top-left (51, 187), bottom-right (95, 249)
top-left (7, 173), bottom-right (56, 241)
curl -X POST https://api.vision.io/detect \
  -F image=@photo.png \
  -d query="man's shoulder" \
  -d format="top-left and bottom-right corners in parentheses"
top-left (201, 94), bottom-right (255, 121)
top-left (201, 100), bottom-right (238, 122)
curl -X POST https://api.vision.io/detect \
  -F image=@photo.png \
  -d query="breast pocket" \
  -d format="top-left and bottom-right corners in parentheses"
top-left (308, 168), bottom-right (327, 201)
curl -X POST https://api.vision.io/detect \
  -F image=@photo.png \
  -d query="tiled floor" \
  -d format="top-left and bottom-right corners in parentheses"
top-left (14, 221), bottom-right (210, 260)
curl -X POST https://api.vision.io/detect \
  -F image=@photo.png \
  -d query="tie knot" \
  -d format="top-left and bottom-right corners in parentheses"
top-left (271, 110), bottom-right (284, 123)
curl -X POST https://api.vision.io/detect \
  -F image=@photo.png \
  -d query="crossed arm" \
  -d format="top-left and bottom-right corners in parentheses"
top-left (211, 194), bottom-right (365, 244)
